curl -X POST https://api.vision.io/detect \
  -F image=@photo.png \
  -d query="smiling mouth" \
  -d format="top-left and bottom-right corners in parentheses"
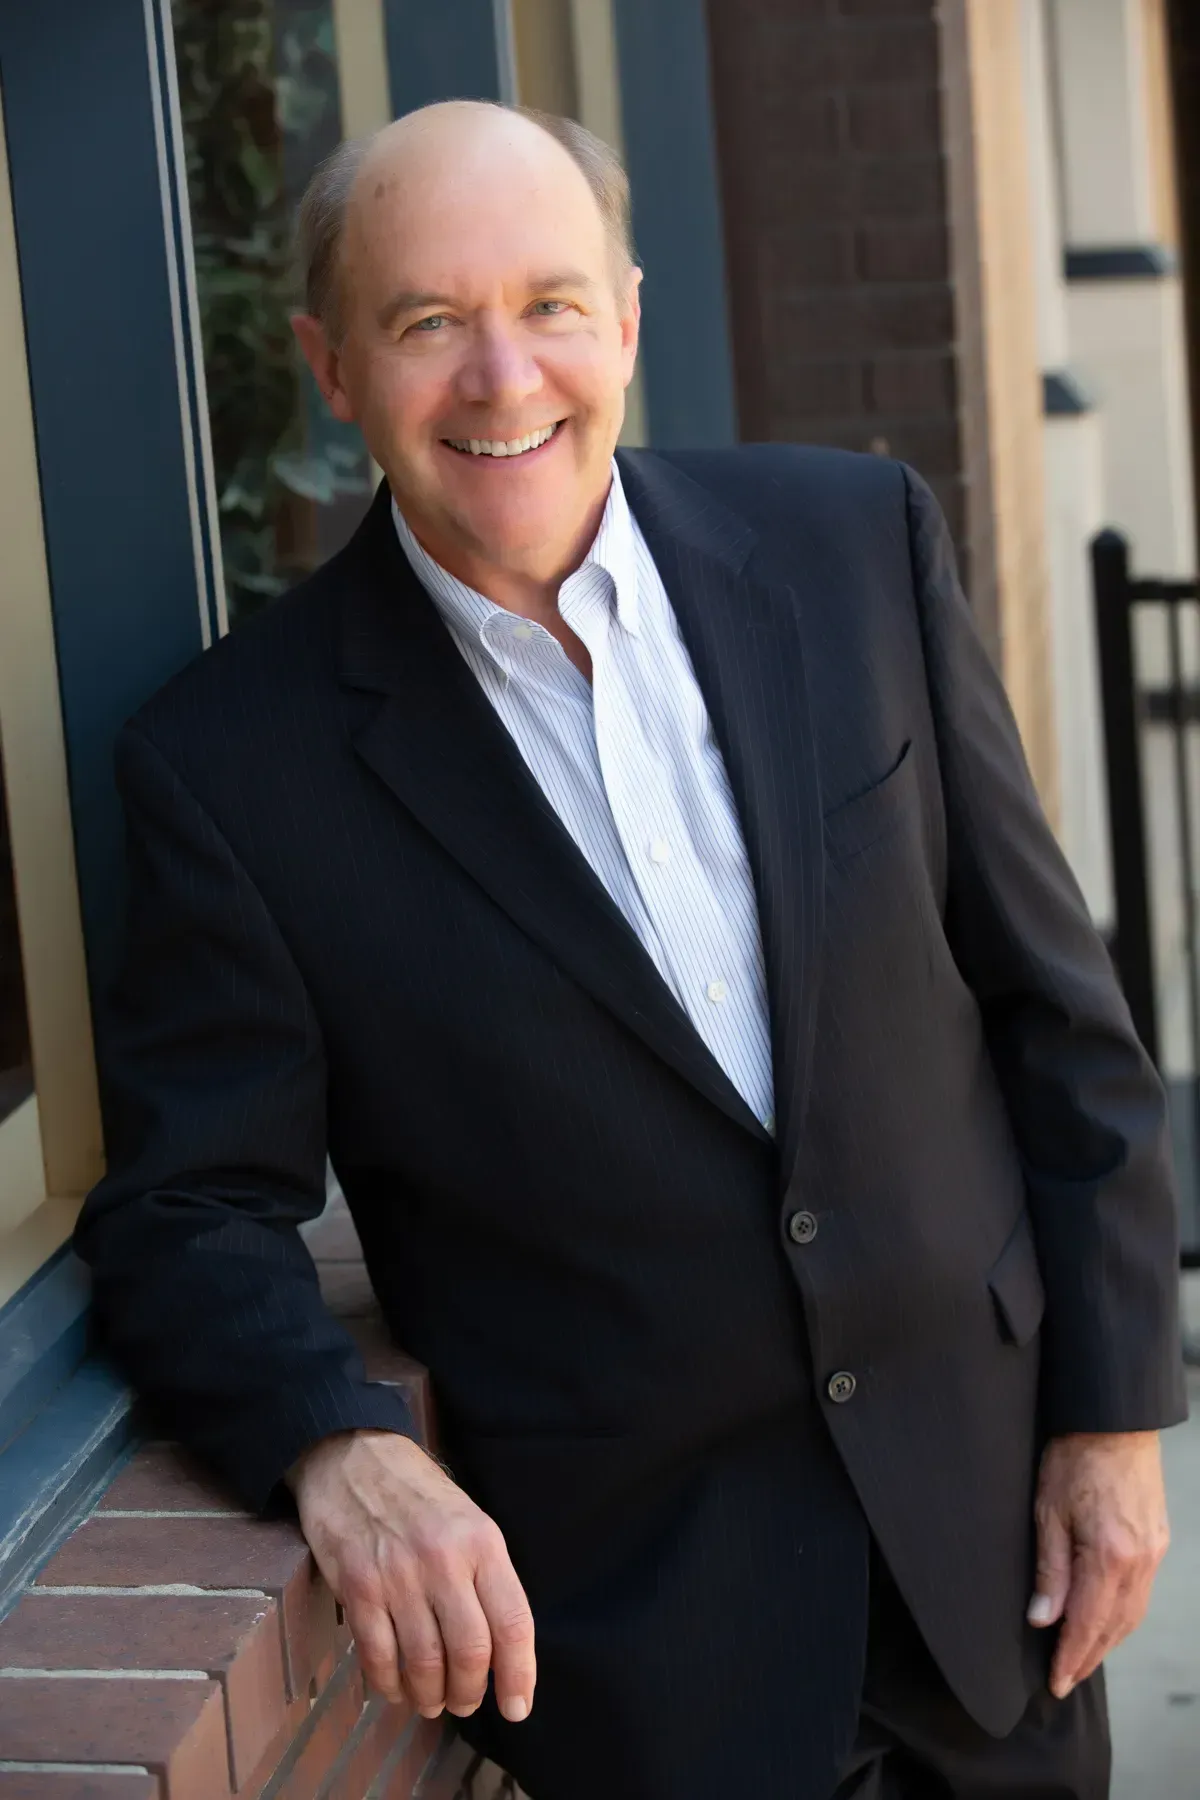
top-left (442, 421), bottom-right (565, 458)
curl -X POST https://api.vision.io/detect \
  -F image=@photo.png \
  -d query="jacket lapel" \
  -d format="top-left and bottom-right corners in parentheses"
top-left (618, 452), bottom-right (827, 1195)
top-left (337, 485), bottom-right (767, 1141)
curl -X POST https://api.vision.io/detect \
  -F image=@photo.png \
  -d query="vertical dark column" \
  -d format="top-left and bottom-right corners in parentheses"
top-left (1091, 532), bottom-right (1159, 1064)
top-left (0, 0), bottom-right (217, 1003)
top-left (1166, 0), bottom-right (1200, 549)
top-left (383, 1), bottom-right (513, 112)
top-left (704, 0), bottom-right (976, 589)
top-left (611, 0), bottom-right (737, 447)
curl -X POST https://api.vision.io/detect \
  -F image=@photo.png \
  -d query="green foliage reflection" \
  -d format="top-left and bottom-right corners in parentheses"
top-left (173, 0), bottom-right (371, 620)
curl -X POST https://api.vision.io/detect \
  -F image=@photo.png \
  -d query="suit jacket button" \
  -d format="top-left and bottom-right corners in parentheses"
top-left (787, 1209), bottom-right (818, 1245)
top-left (827, 1371), bottom-right (857, 1404)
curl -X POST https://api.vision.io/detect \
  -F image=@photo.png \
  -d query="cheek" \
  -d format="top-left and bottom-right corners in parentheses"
top-left (355, 353), bottom-right (447, 449)
top-left (542, 333), bottom-right (625, 413)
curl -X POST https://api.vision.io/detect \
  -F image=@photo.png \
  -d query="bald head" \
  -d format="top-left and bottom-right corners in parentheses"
top-left (299, 101), bottom-right (635, 347)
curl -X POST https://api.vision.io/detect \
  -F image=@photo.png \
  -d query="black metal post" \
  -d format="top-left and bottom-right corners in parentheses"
top-left (1092, 530), bottom-right (1160, 1064)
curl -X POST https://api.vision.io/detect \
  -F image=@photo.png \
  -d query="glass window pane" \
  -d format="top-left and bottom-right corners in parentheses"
top-left (173, 0), bottom-right (374, 625)
top-left (0, 740), bottom-right (33, 1127)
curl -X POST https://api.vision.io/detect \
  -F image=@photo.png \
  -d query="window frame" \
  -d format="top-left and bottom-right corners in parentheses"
top-left (0, 81), bottom-right (104, 1309)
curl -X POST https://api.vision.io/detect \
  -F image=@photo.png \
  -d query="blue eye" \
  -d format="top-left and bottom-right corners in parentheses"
top-left (413, 315), bottom-right (447, 333)
top-left (532, 301), bottom-right (567, 316)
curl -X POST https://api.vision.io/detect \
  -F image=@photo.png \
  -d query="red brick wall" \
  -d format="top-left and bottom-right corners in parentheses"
top-left (704, 0), bottom-right (1005, 654)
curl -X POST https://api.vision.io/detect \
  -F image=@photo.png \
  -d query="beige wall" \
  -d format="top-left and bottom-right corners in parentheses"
top-left (331, 0), bottom-right (392, 139)
top-left (512, 0), bottom-right (578, 116)
top-left (1141, 0), bottom-right (1180, 250)
top-left (942, 0), bottom-right (1061, 818)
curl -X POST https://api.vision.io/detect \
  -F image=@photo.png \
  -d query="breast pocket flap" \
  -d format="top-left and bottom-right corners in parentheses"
top-left (823, 740), bottom-right (915, 865)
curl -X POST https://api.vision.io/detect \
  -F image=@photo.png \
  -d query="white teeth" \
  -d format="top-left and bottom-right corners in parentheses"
top-left (445, 424), bottom-right (559, 456)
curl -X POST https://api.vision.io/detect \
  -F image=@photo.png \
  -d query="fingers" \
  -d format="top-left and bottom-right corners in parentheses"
top-left (392, 1587), bottom-right (450, 1718)
top-left (1060, 1552), bottom-right (1159, 1690)
top-left (474, 1532), bottom-right (537, 1724)
top-left (345, 1596), bottom-right (404, 1705)
top-left (428, 1567), bottom-right (494, 1718)
top-left (1050, 1547), bottom-right (1118, 1698)
top-left (388, 1525), bottom-right (535, 1723)
top-left (1028, 1504), bottom-right (1072, 1629)
top-left (351, 1520), bottom-right (535, 1724)
top-left (1049, 1542), bottom-right (1161, 1698)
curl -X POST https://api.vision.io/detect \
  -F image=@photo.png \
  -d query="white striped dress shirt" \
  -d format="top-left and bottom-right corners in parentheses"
top-left (392, 465), bottom-right (776, 1132)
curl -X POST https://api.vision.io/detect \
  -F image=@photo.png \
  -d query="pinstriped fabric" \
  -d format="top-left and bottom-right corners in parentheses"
top-left (74, 444), bottom-right (1184, 1800)
top-left (391, 467), bottom-right (775, 1131)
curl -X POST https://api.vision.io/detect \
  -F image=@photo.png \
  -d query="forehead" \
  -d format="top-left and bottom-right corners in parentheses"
top-left (345, 123), bottom-right (608, 297)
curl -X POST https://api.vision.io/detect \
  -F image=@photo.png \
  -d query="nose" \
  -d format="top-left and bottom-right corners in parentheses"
top-left (454, 320), bottom-right (543, 410)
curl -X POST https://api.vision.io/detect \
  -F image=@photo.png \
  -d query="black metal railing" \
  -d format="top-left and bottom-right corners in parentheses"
top-left (1093, 529), bottom-right (1200, 1265)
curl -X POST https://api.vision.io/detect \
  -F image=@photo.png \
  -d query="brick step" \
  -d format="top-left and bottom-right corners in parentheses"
top-left (0, 1318), bottom-right (524, 1798)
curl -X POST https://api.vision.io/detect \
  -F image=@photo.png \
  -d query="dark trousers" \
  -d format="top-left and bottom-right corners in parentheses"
top-left (836, 1550), bottom-right (1111, 1798)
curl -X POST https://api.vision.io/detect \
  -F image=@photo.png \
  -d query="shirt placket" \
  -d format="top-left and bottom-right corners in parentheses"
top-left (593, 636), bottom-right (751, 1073)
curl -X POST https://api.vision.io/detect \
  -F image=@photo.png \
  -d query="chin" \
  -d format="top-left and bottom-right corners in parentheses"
top-left (463, 497), bottom-right (570, 557)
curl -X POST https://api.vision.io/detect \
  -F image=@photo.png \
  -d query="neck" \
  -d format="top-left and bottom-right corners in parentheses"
top-left (404, 480), bottom-right (613, 626)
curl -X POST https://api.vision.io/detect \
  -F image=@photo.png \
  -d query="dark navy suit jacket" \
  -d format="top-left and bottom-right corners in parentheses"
top-left (77, 448), bottom-right (1185, 1800)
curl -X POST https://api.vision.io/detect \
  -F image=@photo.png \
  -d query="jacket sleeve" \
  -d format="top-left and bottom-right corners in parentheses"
top-left (74, 723), bottom-right (417, 1511)
top-left (902, 464), bottom-right (1187, 1435)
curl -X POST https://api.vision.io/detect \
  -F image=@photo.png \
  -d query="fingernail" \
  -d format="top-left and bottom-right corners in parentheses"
top-left (418, 1704), bottom-right (445, 1720)
top-left (1052, 1678), bottom-right (1075, 1700)
top-left (500, 1695), bottom-right (530, 1723)
top-left (1027, 1594), bottom-right (1055, 1626)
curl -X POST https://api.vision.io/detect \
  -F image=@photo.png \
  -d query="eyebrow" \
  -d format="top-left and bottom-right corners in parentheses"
top-left (377, 291), bottom-right (454, 330)
top-left (378, 269), bottom-right (600, 331)
top-left (526, 269), bottom-right (599, 296)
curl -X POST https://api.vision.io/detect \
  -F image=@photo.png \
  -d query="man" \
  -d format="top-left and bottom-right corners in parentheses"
top-left (77, 102), bottom-right (1185, 1799)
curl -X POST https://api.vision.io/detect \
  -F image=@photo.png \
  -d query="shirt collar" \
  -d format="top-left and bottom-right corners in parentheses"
top-left (390, 459), bottom-right (641, 649)
top-left (574, 460), bottom-right (640, 637)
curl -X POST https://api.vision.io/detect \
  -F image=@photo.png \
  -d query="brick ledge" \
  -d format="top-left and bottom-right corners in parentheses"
top-left (0, 1197), bottom-right (523, 1800)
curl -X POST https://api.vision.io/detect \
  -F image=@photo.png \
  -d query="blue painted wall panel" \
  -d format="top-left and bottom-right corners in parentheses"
top-left (0, 1358), bottom-right (133, 1610)
top-left (0, 1250), bottom-right (91, 1453)
top-left (384, 1), bottom-right (506, 113)
top-left (611, 0), bottom-right (737, 447)
top-left (0, 0), bottom-right (209, 1003)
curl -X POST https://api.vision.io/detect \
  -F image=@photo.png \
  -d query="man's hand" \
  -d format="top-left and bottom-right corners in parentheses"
top-left (288, 1430), bottom-right (535, 1722)
top-left (1028, 1431), bottom-right (1169, 1697)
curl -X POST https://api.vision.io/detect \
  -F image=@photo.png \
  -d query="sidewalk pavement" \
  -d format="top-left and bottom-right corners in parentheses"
top-left (1107, 1273), bottom-right (1200, 1798)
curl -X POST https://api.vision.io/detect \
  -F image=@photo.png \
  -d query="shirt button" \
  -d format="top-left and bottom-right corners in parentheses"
top-left (827, 1371), bottom-right (857, 1404)
top-left (787, 1209), bottom-right (818, 1245)
top-left (763, 1112), bottom-right (776, 1136)
top-left (706, 980), bottom-right (727, 1004)
top-left (649, 836), bottom-right (672, 865)
top-left (512, 622), bottom-right (536, 641)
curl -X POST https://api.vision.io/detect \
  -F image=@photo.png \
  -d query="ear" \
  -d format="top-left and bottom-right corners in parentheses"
top-left (290, 313), bottom-right (356, 423)
top-left (620, 267), bottom-right (643, 387)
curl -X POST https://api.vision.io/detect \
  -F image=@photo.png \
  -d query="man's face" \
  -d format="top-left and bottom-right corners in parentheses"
top-left (296, 114), bottom-right (641, 575)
